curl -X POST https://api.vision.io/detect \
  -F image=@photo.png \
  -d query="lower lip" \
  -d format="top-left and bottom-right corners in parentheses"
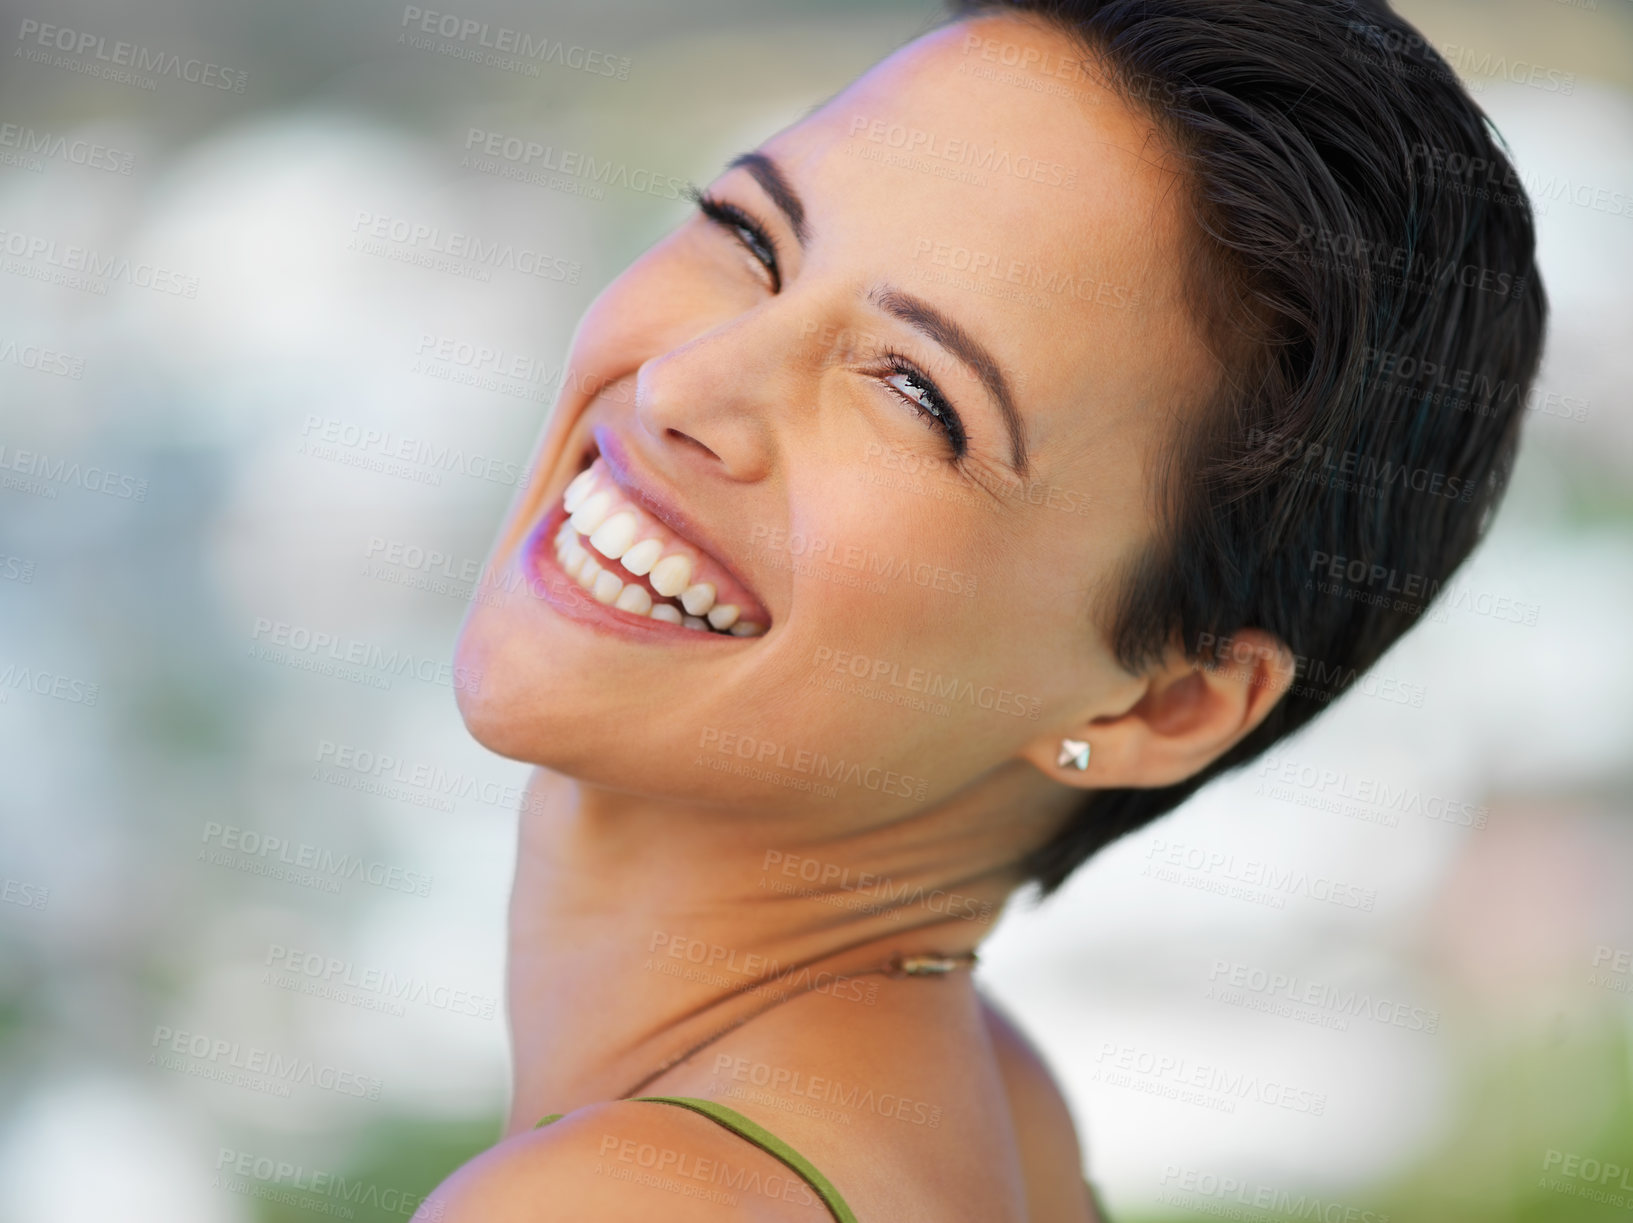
top-left (521, 489), bottom-right (764, 645)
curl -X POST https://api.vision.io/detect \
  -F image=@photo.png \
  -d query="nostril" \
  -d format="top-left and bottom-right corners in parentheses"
top-left (667, 429), bottom-right (721, 462)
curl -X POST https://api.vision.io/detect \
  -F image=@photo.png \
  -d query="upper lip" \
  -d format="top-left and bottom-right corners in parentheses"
top-left (585, 423), bottom-right (772, 622)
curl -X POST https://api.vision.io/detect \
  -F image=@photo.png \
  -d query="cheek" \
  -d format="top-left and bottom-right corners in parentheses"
top-left (754, 477), bottom-right (1044, 757)
top-left (791, 471), bottom-right (1137, 727)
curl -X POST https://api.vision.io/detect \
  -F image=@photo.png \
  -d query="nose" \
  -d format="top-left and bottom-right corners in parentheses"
top-left (631, 307), bottom-right (800, 484)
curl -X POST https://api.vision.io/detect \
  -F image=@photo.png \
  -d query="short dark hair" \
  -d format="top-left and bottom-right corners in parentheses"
top-left (947, 0), bottom-right (1548, 891)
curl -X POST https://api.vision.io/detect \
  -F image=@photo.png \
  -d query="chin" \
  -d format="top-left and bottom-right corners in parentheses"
top-left (451, 611), bottom-right (548, 766)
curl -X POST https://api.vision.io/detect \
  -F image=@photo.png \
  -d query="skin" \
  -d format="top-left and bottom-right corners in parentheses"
top-left (432, 12), bottom-right (1294, 1222)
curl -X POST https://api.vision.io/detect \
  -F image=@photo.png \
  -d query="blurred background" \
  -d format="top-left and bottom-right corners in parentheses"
top-left (1, 0), bottom-right (1630, 1219)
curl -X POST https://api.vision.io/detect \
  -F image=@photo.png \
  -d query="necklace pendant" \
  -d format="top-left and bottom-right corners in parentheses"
top-left (890, 951), bottom-right (976, 977)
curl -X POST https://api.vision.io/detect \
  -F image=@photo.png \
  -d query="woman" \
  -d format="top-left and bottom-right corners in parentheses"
top-left (429, 0), bottom-right (1545, 1217)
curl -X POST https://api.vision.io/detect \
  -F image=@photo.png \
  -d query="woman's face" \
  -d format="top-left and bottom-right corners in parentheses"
top-left (456, 14), bottom-right (1219, 824)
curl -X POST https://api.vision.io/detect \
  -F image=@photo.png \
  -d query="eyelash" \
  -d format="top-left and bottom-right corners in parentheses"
top-left (685, 186), bottom-right (968, 459)
top-left (686, 185), bottom-right (781, 292)
top-left (875, 351), bottom-right (968, 457)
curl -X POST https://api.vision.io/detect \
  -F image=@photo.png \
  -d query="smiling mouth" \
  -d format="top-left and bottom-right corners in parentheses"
top-left (544, 444), bottom-right (771, 638)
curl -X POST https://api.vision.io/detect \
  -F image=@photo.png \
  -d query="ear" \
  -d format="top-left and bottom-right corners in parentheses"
top-left (1019, 629), bottom-right (1295, 790)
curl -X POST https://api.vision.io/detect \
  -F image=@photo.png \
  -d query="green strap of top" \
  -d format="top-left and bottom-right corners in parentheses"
top-left (536, 1095), bottom-right (859, 1223)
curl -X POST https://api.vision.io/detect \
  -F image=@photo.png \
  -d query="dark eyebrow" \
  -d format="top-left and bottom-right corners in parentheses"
top-left (726, 152), bottom-right (809, 248)
top-left (868, 285), bottom-right (1029, 477)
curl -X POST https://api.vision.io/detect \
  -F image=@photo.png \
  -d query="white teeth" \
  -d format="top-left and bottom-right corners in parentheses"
top-left (680, 582), bottom-right (716, 616)
top-left (649, 554), bottom-right (694, 598)
top-left (620, 538), bottom-right (662, 577)
top-left (562, 468), bottom-right (596, 513)
top-left (614, 584), bottom-right (652, 614)
top-left (550, 479), bottom-right (769, 637)
top-left (570, 490), bottom-right (613, 535)
top-left (589, 511), bottom-right (638, 560)
top-left (562, 540), bottom-right (587, 578)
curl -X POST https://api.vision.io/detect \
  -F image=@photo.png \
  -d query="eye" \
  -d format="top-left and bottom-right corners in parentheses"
top-left (686, 186), bottom-right (781, 292)
top-left (879, 352), bottom-right (967, 456)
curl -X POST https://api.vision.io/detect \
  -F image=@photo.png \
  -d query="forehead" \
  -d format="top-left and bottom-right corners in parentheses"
top-left (756, 14), bottom-right (1214, 465)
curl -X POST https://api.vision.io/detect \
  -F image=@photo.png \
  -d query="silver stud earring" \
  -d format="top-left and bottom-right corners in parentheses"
top-left (1057, 738), bottom-right (1090, 771)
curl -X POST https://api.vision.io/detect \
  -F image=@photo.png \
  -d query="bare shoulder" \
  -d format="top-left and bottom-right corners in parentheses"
top-left (980, 992), bottom-right (1105, 1223)
top-left (419, 1100), bottom-right (826, 1222)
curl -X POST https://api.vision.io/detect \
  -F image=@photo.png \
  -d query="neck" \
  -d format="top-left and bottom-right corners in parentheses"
top-left (502, 761), bottom-right (1073, 1132)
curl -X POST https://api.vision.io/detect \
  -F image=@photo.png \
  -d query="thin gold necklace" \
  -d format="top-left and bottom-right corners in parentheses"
top-left (618, 947), bottom-right (979, 1099)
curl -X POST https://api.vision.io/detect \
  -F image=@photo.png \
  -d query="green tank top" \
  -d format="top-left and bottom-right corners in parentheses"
top-left (536, 1095), bottom-right (859, 1222)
